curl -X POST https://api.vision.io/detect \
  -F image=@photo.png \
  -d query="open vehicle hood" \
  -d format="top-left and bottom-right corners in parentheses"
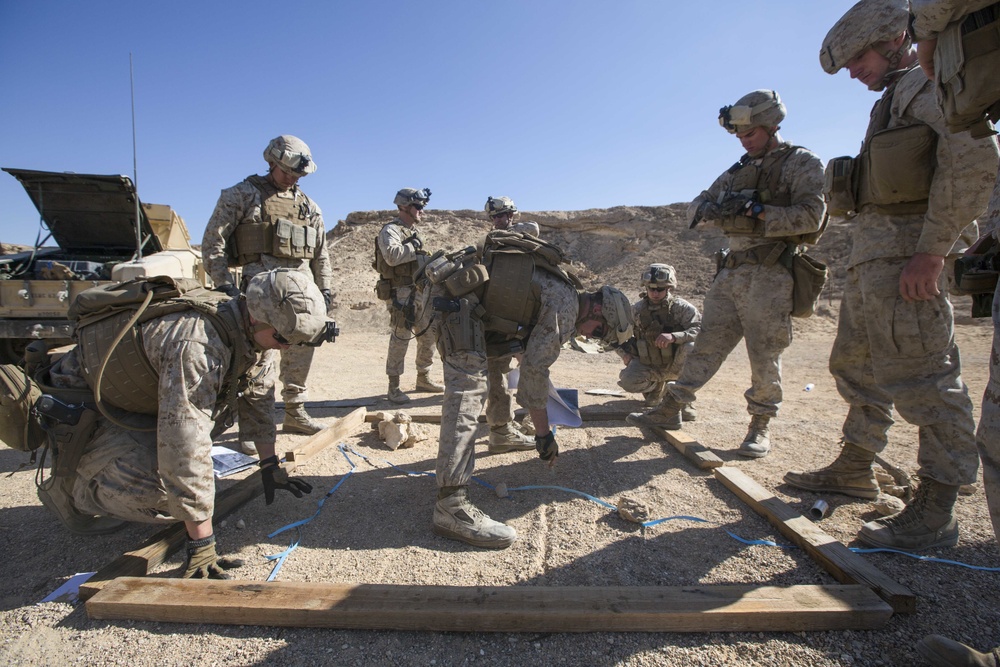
top-left (3, 167), bottom-right (163, 255)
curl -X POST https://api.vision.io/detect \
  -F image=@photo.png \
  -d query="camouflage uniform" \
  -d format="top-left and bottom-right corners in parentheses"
top-left (437, 270), bottom-right (578, 487)
top-left (618, 295), bottom-right (701, 395)
top-left (377, 219), bottom-right (438, 378)
top-left (910, 0), bottom-right (999, 39)
top-left (68, 308), bottom-right (265, 524)
top-left (829, 65), bottom-right (997, 486)
top-left (666, 142), bottom-right (826, 417)
top-left (201, 176), bottom-right (332, 405)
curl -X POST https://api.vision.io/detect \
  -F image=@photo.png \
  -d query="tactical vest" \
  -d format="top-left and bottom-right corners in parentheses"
top-left (477, 231), bottom-right (580, 341)
top-left (855, 70), bottom-right (937, 215)
top-left (373, 223), bottom-right (425, 288)
top-left (634, 299), bottom-right (677, 368)
top-left (725, 144), bottom-right (825, 245)
top-left (70, 276), bottom-right (253, 418)
top-left (228, 175), bottom-right (319, 266)
top-left (934, 2), bottom-right (1000, 138)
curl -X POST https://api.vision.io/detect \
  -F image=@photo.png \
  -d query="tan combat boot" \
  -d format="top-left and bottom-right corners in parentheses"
top-left (738, 415), bottom-right (771, 458)
top-left (488, 422), bottom-right (536, 453)
top-left (858, 478), bottom-right (960, 551)
top-left (283, 403), bottom-right (325, 435)
top-left (918, 635), bottom-right (1000, 667)
top-left (432, 486), bottom-right (516, 549)
top-left (37, 476), bottom-right (127, 536)
top-left (681, 403), bottom-right (697, 422)
top-left (387, 375), bottom-right (410, 404)
top-left (783, 442), bottom-right (879, 499)
top-left (626, 393), bottom-right (683, 430)
top-left (415, 371), bottom-right (444, 393)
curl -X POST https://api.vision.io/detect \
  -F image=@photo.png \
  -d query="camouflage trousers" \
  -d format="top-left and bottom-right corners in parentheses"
top-left (256, 344), bottom-right (316, 404)
top-left (667, 261), bottom-right (792, 417)
top-left (437, 350), bottom-right (488, 488)
top-left (71, 418), bottom-right (214, 524)
top-left (977, 279), bottom-right (1000, 542)
top-left (486, 355), bottom-right (516, 427)
top-left (830, 259), bottom-right (979, 486)
top-left (385, 284), bottom-right (438, 377)
top-left (618, 341), bottom-right (693, 394)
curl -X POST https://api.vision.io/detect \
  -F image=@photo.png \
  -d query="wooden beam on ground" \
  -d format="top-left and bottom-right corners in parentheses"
top-left (363, 408), bottom-right (640, 425)
top-left (276, 398), bottom-right (378, 410)
top-left (285, 407), bottom-right (366, 464)
top-left (77, 467), bottom-right (274, 602)
top-left (87, 578), bottom-right (892, 632)
top-left (713, 466), bottom-right (916, 614)
top-left (644, 424), bottom-right (724, 469)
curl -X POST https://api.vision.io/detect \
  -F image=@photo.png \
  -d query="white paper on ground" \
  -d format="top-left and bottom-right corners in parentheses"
top-left (507, 369), bottom-right (582, 427)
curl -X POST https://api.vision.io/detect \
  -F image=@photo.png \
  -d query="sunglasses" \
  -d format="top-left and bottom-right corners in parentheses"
top-left (411, 203), bottom-right (425, 211)
top-left (647, 287), bottom-right (668, 293)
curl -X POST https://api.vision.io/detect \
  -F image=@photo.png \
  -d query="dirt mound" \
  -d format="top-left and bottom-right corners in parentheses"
top-left (326, 205), bottom-right (852, 330)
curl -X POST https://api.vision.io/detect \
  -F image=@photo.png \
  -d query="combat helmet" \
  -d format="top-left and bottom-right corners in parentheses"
top-left (820, 0), bottom-right (910, 88)
top-left (394, 188), bottom-right (432, 208)
top-left (245, 269), bottom-right (335, 346)
top-left (719, 90), bottom-right (786, 134)
top-left (485, 196), bottom-right (518, 218)
top-left (641, 263), bottom-right (677, 289)
top-left (598, 286), bottom-right (635, 348)
top-left (263, 135), bottom-right (317, 176)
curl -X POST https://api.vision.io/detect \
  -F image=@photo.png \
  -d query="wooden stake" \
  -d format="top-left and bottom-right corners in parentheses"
top-left (87, 578), bottom-right (892, 632)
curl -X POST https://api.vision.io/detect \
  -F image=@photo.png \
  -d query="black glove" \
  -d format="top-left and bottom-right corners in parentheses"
top-left (260, 456), bottom-right (313, 505)
top-left (719, 194), bottom-right (754, 219)
top-left (321, 289), bottom-right (334, 308)
top-left (690, 201), bottom-right (721, 228)
top-left (535, 431), bottom-right (558, 462)
top-left (405, 235), bottom-right (423, 251)
top-left (215, 283), bottom-right (241, 299)
top-left (181, 535), bottom-right (244, 579)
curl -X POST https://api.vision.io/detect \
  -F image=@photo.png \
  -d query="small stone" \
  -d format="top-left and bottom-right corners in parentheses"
top-left (236, 519), bottom-right (246, 529)
top-left (219, 520), bottom-right (227, 529)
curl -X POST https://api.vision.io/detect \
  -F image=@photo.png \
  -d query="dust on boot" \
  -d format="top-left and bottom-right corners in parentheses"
top-left (432, 486), bottom-right (516, 549)
top-left (783, 442), bottom-right (879, 499)
top-left (738, 414), bottom-right (771, 458)
top-left (858, 477), bottom-right (960, 551)
top-left (917, 635), bottom-right (1000, 667)
top-left (387, 375), bottom-right (410, 404)
top-left (626, 393), bottom-right (683, 430)
top-left (415, 371), bottom-right (444, 393)
top-left (283, 403), bottom-right (325, 435)
top-left (488, 421), bottom-right (535, 453)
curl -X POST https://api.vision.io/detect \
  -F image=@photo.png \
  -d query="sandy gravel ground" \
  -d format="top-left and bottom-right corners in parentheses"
top-left (1, 304), bottom-right (998, 667)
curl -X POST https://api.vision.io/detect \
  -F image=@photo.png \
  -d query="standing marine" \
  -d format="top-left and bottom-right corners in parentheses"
top-left (628, 90), bottom-right (827, 458)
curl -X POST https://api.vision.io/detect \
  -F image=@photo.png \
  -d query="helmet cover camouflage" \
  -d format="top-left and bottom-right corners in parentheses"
top-left (642, 263), bottom-right (677, 288)
top-left (245, 269), bottom-right (331, 345)
top-left (485, 196), bottom-right (518, 217)
top-left (719, 90), bottom-right (786, 134)
top-left (394, 188), bottom-right (432, 208)
top-left (263, 135), bottom-right (317, 176)
top-left (598, 286), bottom-right (635, 347)
top-left (820, 0), bottom-right (909, 76)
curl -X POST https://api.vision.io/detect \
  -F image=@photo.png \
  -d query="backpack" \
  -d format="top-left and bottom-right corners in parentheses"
top-left (0, 363), bottom-right (44, 451)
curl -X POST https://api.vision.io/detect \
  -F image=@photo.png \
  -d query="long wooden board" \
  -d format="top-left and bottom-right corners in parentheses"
top-left (649, 426), bottom-right (724, 469)
top-left (285, 407), bottom-right (366, 464)
top-left (713, 466), bottom-right (916, 614)
top-left (87, 578), bottom-right (892, 632)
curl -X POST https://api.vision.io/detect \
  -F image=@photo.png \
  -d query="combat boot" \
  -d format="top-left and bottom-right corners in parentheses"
top-left (415, 371), bottom-right (444, 393)
top-left (488, 422), bottom-right (536, 453)
top-left (387, 375), bottom-right (410, 404)
top-left (626, 394), bottom-right (683, 431)
top-left (917, 635), bottom-right (1000, 667)
top-left (738, 415), bottom-right (771, 458)
top-left (681, 403), bottom-right (697, 422)
top-left (642, 382), bottom-right (666, 407)
top-left (283, 403), bottom-right (325, 435)
top-left (433, 487), bottom-right (516, 549)
top-left (858, 477), bottom-right (960, 551)
top-left (240, 441), bottom-right (258, 456)
top-left (37, 476), bottom-right (127, 536)
top-left (783, 442), bottom-right (879, 499)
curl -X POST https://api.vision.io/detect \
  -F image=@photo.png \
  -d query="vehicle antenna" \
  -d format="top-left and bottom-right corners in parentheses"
top-left (130, 52), bottom-right (142, 261)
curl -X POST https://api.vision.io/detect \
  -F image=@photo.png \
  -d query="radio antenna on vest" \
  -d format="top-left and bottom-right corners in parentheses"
top-left (130, 52), bottom-right (142, 261)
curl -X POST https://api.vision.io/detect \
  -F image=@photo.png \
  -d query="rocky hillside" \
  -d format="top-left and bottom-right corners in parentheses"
top-left (326, 204), bottom-right (852, 327)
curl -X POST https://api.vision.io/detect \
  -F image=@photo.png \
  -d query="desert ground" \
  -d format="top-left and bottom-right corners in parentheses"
top-left (1, 207), bottom-right (998, 666)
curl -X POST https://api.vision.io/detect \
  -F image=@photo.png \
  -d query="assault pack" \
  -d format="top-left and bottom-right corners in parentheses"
top-left (933, 2), bottom-right (1000, 138)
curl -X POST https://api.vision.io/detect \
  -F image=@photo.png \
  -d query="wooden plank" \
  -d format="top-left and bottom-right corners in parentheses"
top-left (285, 407), bottom-right (366, 464)
top-left (276, 399), bottom-right (378, 409)
top-left (363, 409), bottom-right (637, 425)
top-left (87, 579), bottom-right (892, 632)
top-left (646, 425), bottom-right (724, 469)
top-left (713, 466), bottom-right (916, 615)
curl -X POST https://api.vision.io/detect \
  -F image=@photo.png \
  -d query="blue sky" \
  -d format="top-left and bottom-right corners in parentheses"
top-left (0, 1), bottom-right (874, 247)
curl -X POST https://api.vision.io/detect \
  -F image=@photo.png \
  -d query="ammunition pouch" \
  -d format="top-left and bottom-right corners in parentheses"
top-left (230, 219), bottom-right (318, 265)
top-left (636, 339), bottom-right (675, 368)
top-left (790, 252), bottom-right (828, 318)
top-left (825, 156), bottom-right (858, 217)
top-left (43, 404), bottom-right (99, 478)
top-left (719, 215), bottom-right (764, 235)
top-left (272, 218), bottom-right (318, 260)
top-left (374, 278), bottom-right (393, 301)
top-left (437, 297), bottom-right (485, 357)
top-left (935, 3), bottom-right (1000, 138)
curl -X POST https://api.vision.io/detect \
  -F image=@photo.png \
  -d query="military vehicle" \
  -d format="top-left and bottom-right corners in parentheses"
top-left (0, 168), bottom-right (208, 364)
